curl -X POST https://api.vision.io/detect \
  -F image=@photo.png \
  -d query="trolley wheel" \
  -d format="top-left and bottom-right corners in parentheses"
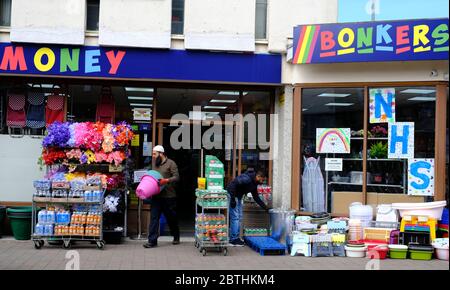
top-left (63, 241), bottom-right (71, 249)
top-left (34, 240), bottom-right (43, 249)
top-left (96, 241), bottom-right (105, 250)
top-left (223, 248), bottom-right (228, 256)
top-left (201, 248), bottom-right (207, 256)
top-left (39, 240), bottom-right (45, 247)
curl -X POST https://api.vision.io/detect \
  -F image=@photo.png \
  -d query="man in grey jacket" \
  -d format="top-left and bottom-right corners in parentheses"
top-left (143, 145), bottom-right (180, 248)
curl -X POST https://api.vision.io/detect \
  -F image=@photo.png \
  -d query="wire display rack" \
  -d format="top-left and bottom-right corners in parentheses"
top-left (194, 190), bottom-right (229, 256)
top-left (31, 191), bottom-right (106, 250)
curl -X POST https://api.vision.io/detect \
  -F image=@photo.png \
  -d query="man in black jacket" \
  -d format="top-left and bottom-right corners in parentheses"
top-left (227, 169), bottom-right (269, 246)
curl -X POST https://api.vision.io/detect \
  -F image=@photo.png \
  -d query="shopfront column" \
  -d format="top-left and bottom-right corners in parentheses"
top-left (435, 84), bottom-right (448, 201)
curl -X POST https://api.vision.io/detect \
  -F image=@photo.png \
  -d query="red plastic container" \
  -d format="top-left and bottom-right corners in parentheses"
top-left (367, 245), bottom-right (389, 259)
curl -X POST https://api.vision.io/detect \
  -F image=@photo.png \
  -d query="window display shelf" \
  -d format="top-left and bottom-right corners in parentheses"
top-left (351, 137), bottom-right (388, 140)
top-left (342, 158), bottom-right (404, 162)
top-left (328, 181), bottom-right (403, 188)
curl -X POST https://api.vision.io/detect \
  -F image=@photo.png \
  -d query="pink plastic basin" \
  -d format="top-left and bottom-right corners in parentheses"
top-left (136, 175), bottom-right (160, 199)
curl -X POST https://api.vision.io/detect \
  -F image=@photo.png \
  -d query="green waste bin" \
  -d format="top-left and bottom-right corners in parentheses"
top-left (0, 206), bottom-right (6, 238)
top-left (7, 207), bottom-right (33, 240)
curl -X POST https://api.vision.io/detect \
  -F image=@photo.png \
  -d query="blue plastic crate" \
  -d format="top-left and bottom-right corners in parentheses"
top-left (441, 208), bottom-right (449, 225)
top-left (244, 236), bottom-right (286, 256)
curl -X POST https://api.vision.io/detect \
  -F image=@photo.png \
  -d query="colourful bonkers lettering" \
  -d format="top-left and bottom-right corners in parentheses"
top-left (0, 45), bottom-right (126, 75)
top-left (293, 18), bottom-right (449, 64)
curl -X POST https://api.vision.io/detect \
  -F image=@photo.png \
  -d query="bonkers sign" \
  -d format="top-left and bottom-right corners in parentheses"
top-left (292, 18), bottom-right (449, 64)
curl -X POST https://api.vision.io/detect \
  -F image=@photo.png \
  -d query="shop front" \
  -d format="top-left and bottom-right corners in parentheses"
top-left (287, 18), bottom-right (449, 215)
top-left (0, 42), bottom-right (282, 238)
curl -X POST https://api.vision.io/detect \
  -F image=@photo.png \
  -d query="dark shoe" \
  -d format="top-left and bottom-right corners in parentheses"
top-left (229, 239), bottom-right (245, 247)
top-left (172, 238), bottom-right (180, 245)
top-left (143, 242), bottom-right (157, 248)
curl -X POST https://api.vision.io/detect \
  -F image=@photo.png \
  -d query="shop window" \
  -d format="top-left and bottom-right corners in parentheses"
top-left (255, 0), bottom-right (268, 40)
top-left (86, 0), bottom-right (100, 31)
top-left (301, 88), bottom-right (364, 213)
top-left (367, 87), bottom-right (436, 197)
top-left (338, 0), bottom-right (449, 23)
top-left (241, 91), bottom-right (271, 176)
top-left (0, 0), bottom-right (11, 27)
top-left (300, 86), bottom-right (440, 214)
top-left (171, 0), bottom-right (185, 35)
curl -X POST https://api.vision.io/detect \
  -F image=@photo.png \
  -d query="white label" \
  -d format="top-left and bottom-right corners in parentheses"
top-left (143, 142), bottom-right (152, 157)
top-left (133, 170), bottom-right (148, 183)
top-left (325, 158), bottom-right (343, 171)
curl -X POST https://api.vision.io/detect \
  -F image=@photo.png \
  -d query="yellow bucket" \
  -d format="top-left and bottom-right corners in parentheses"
top-left (197, 177), bottom-right (206, 189)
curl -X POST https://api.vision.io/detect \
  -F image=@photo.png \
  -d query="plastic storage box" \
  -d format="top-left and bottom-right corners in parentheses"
top-left (388, 244), bottom-right (408, 259)
top-left (408, 244), bottom-right (434, 260)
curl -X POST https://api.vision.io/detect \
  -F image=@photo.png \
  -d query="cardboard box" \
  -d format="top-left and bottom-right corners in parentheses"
top-left (375, 193), bottom-right (425, 205)
top-left (332, 191), bottom-right (363, 216)
top-left (332, 191), bottom-right (426, 216)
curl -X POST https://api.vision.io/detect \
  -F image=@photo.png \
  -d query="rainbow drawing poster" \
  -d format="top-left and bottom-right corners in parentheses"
top-left (316, 128), bottom-right (351, 154)
top-left (369, 88), bottom-right (396, 123)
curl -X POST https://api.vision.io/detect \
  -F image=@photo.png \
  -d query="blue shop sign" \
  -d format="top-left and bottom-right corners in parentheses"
top-left (0, 43), bottom-right (281, 85)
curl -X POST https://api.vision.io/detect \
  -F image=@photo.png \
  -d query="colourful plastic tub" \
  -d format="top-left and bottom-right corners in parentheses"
top-left (388, 244), bottom-right (408, 259)
top-left (366, 245), bottom-right (389, 259)
top-left (408, 244), bottom-right (434, 260)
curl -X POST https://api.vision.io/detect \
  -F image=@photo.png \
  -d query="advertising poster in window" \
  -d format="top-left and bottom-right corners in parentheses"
top-left (388, 122), bottom-right (414, 159)
top-left (316, 128), bottom-right (351, 154)
top-left (369, 88), bottom-right (395, 123)
top-left (133, 108), bottom-right (152, 121)
top-left (408, 159), bottom-right (434, 196)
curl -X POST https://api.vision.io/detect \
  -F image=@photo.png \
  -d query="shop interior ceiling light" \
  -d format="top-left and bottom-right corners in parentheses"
top-left (125, 87), bottom-right (154, 93)
top-left (317, 93), bottom-right (351, 97)
top-left (217, 91), bottom-right (248, 96)
top-left (325, 102), bottom-right (354, 106)
top-left (127, 96), bottom-right (153, 101)
top-left (28, 83), bottom-right (55, 89)
top-left (130, 103), bottom-right (152, 107)
top-left (400, 89), bottom-right (436, 94)
top-left (302, 108), bottom-right (308, 111)
top-left (203, 106), bottom-right (227, 109)
top-left (209, 99), bottom-right (237, 103)
top-left (407, 97), bottom-right (436, 101)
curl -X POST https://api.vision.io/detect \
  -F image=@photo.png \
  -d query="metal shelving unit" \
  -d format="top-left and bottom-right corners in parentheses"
top-left (194, 191), bottom-right (229, 256)
top-left (31, 195), bottom-right (105, 250)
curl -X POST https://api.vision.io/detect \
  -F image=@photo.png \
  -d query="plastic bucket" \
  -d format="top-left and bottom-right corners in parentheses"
top-left (367, 245), bottom-right (389, 259)
top-left (7, 207), bottom-right (33, 240)
top-left (269, 208), bottom-right (295, 245)
top-left (136, 175), bottom-right (160, 199)
top-left (349, 203), bottom-right (373, 228)
top-left (434, 247), bottom-right (449, 261)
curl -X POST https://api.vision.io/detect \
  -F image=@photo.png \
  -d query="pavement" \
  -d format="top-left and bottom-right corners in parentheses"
top-left (0, 236), bottom-right (448, 270)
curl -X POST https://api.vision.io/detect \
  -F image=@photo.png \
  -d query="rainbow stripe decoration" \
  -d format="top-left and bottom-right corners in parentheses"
top-left (316, 128), bottom-right (351, 154)
top-left (293, 25), bottom-right (321, 64)
top-left (292, 19), bottom-right (449, 64)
